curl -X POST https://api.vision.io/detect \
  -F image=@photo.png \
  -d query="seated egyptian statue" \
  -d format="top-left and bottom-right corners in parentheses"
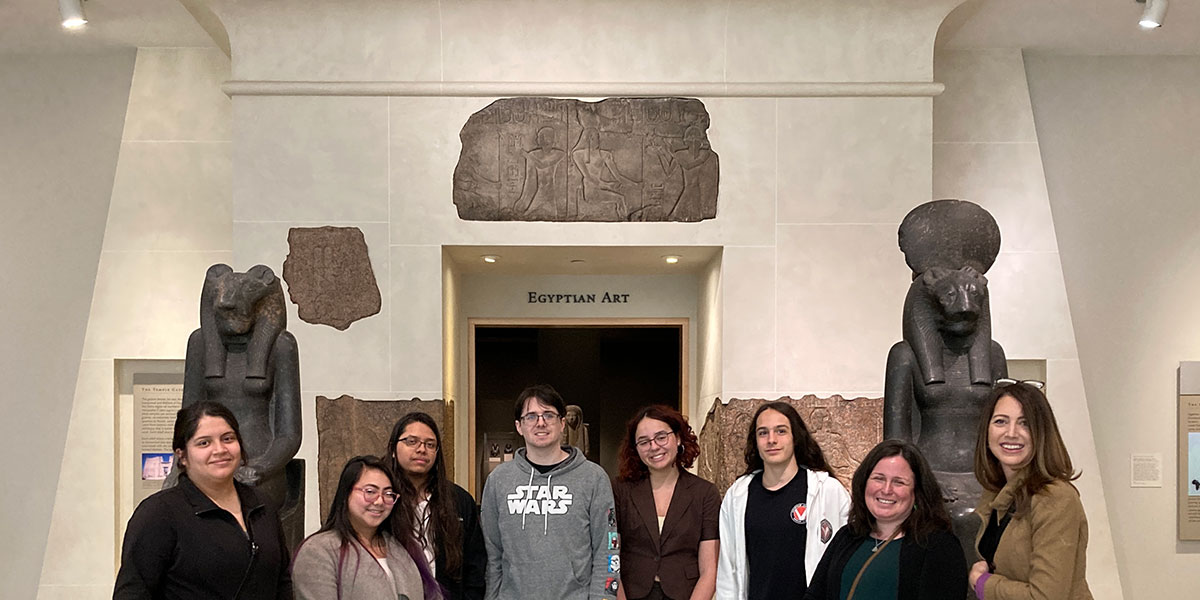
top-left (172, 264), bottom-right (302, 516)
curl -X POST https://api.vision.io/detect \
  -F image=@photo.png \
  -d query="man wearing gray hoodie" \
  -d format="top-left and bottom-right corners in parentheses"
top-left (481, 384), bottom-right (618, 600)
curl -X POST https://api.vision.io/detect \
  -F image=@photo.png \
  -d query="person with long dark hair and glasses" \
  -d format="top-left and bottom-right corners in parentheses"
top-left (114, 401), bottom-right (292, 599)
top-left (292, 456), bottom-right (439, 600)
top-left (386, 413), bottom-right (486, 600)
top-left (804, 440), bottom-right (967, 600)
top-left (716, 402), bottom-right (850, 600)
top-left (968, 381), bottom-right (1092, 600)
top-left (613, 405), bottom-right (721, 600)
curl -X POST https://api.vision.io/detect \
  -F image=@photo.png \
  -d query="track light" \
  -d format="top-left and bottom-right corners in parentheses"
top-left (59, 0), bottom-right (87, 29)
top-left (1138, 0), bottom-right (1167, 29)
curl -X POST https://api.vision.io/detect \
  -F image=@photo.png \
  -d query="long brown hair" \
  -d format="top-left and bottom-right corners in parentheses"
top-left (742, 401), bottom-right (833, 475)
top-left (387, 413), bottom-right (464, 577)
top-left (847, 440), bottom-right (951, 544)
top-left (617, 405), bottom-right (701, 482)
top-left (973, 382), bottom-right (1079, 513)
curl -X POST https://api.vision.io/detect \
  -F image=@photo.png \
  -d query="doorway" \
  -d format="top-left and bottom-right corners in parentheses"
top-left (469, 318), bottom-right (687, 493)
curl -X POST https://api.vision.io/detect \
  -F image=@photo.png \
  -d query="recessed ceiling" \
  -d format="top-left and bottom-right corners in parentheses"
top-left (3, 1), bottom-right (1197, 56)
top-left (0, 0), bottom-right (215, 54)
top-left (444, 246), bottom-right (721, 275)
top-left (938, 0), bottom-right (1200, 55)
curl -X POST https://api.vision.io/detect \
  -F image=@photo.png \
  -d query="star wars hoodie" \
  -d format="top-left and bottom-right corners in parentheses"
top-left (481, 445), bottom-right (618, 600)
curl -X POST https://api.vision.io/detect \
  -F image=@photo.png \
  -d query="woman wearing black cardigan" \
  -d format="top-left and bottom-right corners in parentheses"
top-left (805, 440), bottom-right (966, 600)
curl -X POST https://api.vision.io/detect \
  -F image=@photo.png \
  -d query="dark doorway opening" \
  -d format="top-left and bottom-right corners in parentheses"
top-left (474, 325), bottom-right (683, 486)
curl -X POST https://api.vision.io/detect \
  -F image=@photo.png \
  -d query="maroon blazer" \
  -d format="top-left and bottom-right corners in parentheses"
top-left (613, 470), bottom-right (721, 600)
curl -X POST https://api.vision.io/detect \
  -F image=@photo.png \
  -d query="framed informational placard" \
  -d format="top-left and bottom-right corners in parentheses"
top-left (1177, 362), bottom-right (1200, 540)
top-left (114, 359), bottom-right (185, 563)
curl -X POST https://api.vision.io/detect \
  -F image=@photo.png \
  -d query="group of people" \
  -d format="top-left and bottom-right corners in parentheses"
top-left (114, 379), bottom-right (1092, 600)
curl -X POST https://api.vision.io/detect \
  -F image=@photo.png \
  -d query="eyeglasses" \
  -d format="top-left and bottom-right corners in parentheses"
top-left (993, 378), bottom-right (1045, 390)
top-left (635, 430), bottom-right (675, 449)
top-left (354, 485), bottom-right (399, 505)
top-left (397, 436), bottom-right (438, 452)
top-left (520, 412), bottom-right (561, 425)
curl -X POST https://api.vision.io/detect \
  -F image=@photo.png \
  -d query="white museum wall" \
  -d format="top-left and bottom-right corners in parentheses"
top-left (217, 0), bottom-right (959, 507)
top-left (35, 48), bottom-right (232, 600)
top-left (933, 48), bottom-right (1122, 599)
top-left (0, 51), bottom-right (135, 600)
top-left (1024, 53), bottom-right (1200, 598)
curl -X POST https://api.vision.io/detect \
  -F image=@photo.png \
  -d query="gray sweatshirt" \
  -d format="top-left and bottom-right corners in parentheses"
top-left (481, 446), bottom-right (618, 600)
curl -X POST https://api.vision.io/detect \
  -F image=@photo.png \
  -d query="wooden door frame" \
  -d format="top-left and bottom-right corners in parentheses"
top-left (467, 317), bottom-right (689, 495)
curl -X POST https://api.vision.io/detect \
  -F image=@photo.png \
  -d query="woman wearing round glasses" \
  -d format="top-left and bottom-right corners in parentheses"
top-left (968, 381), bottom-right (1092, 599)
top-left (387, 413), bottom-right (486, 600)
top-left (293, 456), bottom-right (436, 599)
top-left (613, 405), bottom-right (721, 600)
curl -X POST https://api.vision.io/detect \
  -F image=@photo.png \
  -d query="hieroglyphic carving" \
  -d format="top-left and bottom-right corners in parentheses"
top-left (697, 396), bottom-right (883, 495)
top-left (282, 227), bottom-right (381, 331)
top-left (454, 97), bottom-right (718, 222)
top-left (315, 396), bottom-right (452, 517)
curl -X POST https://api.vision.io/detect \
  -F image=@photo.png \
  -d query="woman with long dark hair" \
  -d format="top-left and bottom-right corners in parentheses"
top-left (804, 440), bottom-right (967, 600)
top-left (613, 405), bottom-right (720, 600)
top-left (292, 456), bottom-right (438, 600)
top-left (387, 413), bottom-right (486, 600)
top-left (114, 401), bottom-right (291, 599)
top-left (968, 381), bottom-right (1092, 599)
top-left (716, 401), bottom-right (850, 599)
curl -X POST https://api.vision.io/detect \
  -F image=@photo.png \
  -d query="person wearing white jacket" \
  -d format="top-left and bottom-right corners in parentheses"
top-left (716, 402), bottom-right (850, 600)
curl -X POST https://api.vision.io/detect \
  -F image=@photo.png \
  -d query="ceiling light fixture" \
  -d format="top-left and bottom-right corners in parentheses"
top-left (481, 255), bottom-right (499, 264)
top-left (663, 255), bottom-right (681, 264)
top-left (1137, 0), bottom-right (1168, 29)
top-left (59, 0), bottom-right (87, 29)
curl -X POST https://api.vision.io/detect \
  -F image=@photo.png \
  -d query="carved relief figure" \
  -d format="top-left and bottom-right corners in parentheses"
top-left (669, 125), bottom-right (719, 221)
top-left (883, 199), bottom-right (1008, 561)
top-left (176, 264), bottom-right (304, 544)
top-left (453, 97), bottom-right (718, 222)
top-left (516, 126), bottom-right (567, 219)
top-left (572, 127), bottom-right (639, 220)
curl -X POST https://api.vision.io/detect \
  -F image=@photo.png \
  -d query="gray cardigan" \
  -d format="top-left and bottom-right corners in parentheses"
top-left (293, 530), bottom-right (425, 600)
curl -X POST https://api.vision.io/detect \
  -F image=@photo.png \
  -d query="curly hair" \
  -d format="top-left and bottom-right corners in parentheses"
top-left (742, 401), bottom-right (833, 476)
top-left (847, 439), bottom-right (951, 544)
top-left (617, 405), bottom-right (700, 482)
top-left (974, 382), bottom-right (1079, 514)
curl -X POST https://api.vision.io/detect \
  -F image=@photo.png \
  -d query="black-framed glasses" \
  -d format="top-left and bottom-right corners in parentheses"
top-left (354, 485), bottom-right (399, 505)
top-left (520, 412), bottom-right (561, 425)
top-left (635, 430), bottom-right (675, 449)
top-left (994, 378), bottom-right (1045, 390)
top-left (397, 436), bottom-right (438, 452)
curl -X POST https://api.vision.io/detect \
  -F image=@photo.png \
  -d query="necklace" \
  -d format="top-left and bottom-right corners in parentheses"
top-left (872, 537), bottom-right (886, 553)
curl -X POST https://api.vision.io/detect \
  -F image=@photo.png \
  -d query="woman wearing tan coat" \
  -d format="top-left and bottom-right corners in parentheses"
top-left (968, 381), bottom-right (1092, 600)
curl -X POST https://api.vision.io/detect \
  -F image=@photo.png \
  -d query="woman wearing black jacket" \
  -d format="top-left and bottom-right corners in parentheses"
top-left (387, 412), bottom-right (486, 600)
top-left (114, 401), bottom-right (291, 599)
top-left (805, 440), bottom-right (966, 600)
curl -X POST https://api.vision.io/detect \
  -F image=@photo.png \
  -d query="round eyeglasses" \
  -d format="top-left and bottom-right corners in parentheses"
top-left (354, 485), bottom-right (399, 505)
top-left (635, 430), bottom-right (675, 450)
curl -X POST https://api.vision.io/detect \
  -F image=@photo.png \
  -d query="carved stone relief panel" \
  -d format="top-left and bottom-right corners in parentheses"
top-left (453, 97), bottom-right (719, 222)
top-left (697, 396), bottom-right (883, 495)
top-left (283, 226), bottom-right (381, 331)
top-left (315, 396), bottom-right (453, 516)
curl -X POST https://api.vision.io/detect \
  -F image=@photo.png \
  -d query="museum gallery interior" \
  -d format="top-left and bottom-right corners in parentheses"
top-left (3, 1), bottom-right (1200, 598)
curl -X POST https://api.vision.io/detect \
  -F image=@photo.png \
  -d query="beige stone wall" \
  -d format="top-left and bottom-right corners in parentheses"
top-left (36, 48), bottom-right (232, 600)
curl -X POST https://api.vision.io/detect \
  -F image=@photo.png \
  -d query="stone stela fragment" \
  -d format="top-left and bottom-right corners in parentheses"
top-left (453, 97), bottom-right (719, 222)
top-left (283, 226), bottom-right (381, 331)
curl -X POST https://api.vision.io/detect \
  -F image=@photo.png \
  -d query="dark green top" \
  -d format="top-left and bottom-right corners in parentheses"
top-left (838, 537), bottom-right (901, 600)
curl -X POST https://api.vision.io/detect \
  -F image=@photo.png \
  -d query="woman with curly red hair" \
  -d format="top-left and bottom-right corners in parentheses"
top-left (613, 405), bottom-right (720, 600)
